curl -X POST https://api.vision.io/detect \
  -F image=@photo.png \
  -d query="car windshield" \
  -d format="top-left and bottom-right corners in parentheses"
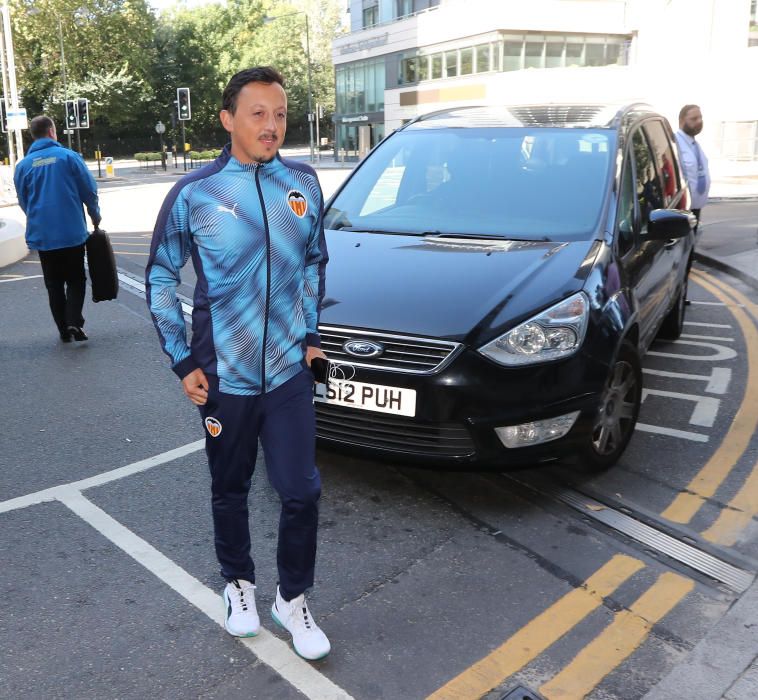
top-left (325, 127), bottom-right (614, 240)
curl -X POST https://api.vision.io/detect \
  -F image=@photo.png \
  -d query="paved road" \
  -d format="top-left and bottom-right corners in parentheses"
top-left (2, 182), bottom-right (758, 699)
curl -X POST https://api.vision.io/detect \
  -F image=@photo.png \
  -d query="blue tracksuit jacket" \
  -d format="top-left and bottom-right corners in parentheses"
top-left (13, 138), bottom-right (100, 251)
top-left (145, 147), bottom-right (328, 396)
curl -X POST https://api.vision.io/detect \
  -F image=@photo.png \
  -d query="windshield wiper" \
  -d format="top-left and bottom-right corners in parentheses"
top-left (332, 226), bottom-right (425, 235)
top-left (423, 232), bottom-right (547, 242)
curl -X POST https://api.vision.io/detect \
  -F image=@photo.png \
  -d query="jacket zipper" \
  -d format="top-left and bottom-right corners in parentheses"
top-left (254, 166), bottom-right (271, 393)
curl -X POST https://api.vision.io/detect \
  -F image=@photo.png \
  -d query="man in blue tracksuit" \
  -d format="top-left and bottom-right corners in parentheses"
top-left (14, 115), bottom-right (101, 342)
top-left (146, 67), bottom-right (330, 660)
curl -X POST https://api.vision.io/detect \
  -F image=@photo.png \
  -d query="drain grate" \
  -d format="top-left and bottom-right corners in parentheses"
top-left (507, 475), bottom-right (755, 593)
top-left (500, 686), bottom-right (545, 700)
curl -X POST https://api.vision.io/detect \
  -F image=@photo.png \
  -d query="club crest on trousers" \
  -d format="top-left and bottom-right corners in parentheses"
top-left (205, 416), bottom-right (223, 437)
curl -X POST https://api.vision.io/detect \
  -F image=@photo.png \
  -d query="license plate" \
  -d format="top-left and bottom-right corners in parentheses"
top-left (314, 379), bottom-right (416, 417)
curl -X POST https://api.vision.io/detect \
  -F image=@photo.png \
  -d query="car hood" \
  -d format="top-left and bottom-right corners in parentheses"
top-left (320, 230), bottom-right (599, 345)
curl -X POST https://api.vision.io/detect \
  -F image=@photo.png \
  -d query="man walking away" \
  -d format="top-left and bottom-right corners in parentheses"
top-left (13, 115), bottom-right (101, 342)
top-left (146, 66), bottom-right (330, 661)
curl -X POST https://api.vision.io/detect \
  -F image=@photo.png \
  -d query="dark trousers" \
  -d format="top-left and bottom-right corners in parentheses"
top-left (199, 369), bottom-right (321, 600)
top-left (38, 244), bottom-right (86, 333)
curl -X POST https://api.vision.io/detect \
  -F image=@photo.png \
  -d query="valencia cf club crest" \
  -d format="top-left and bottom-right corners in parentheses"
top-left (204, 416), bottom-right (222, 438)
top-left (287, 190), bottom-right (308, 217)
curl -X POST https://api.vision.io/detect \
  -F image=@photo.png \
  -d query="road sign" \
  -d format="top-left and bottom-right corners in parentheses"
top-left (105, 156), bottom-right (114, 178)
top-left (6, 107), bottom-right (27, 130)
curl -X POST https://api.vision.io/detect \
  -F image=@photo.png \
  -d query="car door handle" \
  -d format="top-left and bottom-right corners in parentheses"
top-left (664, 238), bottom-right (679, 249)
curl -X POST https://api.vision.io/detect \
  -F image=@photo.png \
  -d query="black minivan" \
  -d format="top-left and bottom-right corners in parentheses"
top-left (315, 103), bottom-right (695, 470)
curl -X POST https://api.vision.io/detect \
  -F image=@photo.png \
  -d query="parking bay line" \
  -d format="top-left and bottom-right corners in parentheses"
top-left (539, 572), bottom-right (694, 699)
top-left (661, 272), bottom-right (758, 527)
top-left (426, 555), bottom-right (644, 700)
top-left (57, 489), bottom-right (353, 700)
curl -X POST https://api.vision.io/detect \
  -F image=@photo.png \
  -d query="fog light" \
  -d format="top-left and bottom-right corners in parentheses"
top-left (495, 411), bottom-right (580, 448)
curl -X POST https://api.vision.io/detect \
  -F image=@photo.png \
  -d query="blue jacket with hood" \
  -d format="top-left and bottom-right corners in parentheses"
top-left (13, 137), bottom-right (101, 251)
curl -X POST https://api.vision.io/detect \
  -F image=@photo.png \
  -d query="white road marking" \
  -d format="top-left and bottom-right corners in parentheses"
top-left (643, 368), bottom-right (732, 395)
top-left (0, 274), bottom-right (43, 283)
top-left (0, 440), bottom-right (204, 514)
top-left (684, 321), bottom-right (732, 328)
top-left (58, 490), bottom-right (353, 700)
top-left (636, 423), bottom-right (709, 442)
top-left (680, 333), bottom-right (734, 342)
top-left (691, 300), bottom-right (745, 308)
top-left (648, 340), bottom-right (737, 362)
top-left (641, 389), bottom-right (721, 428)
top-left (0, 440), bottom-right (353, 698)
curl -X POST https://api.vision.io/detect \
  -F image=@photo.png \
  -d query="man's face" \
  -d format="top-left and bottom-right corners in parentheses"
top-left (220, 81), bottom-right (287, 163)
top-left (680, 107), bottom-right (703, 137)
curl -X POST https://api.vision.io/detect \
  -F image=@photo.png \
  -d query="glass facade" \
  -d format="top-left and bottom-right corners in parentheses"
top-left (398, 33), bottom-right (629, 85)
top-left (336, 59), bottom-right (386, 114)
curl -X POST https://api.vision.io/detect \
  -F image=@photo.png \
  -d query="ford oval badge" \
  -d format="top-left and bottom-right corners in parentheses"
top-left (343, 339), bottom-right (384, 358)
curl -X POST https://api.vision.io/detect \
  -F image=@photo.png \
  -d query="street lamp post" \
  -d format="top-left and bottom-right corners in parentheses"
top-left (155, 120), bottom-right (166, 171)
top-left (56, 16), bottom-right (72, 150)
top-left (264, 11), bottom-right (315, 163)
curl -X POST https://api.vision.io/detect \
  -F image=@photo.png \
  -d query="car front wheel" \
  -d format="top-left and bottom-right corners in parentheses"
top-left (577, 340), bottom-right (642, 472)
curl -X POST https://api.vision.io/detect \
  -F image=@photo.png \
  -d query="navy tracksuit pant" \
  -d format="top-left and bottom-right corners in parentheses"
top-left (199, 369), bottom-right (321, 600)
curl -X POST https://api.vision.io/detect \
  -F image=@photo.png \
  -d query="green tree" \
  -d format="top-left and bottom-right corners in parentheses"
top-left (10, 0), bottom-right (157, 151)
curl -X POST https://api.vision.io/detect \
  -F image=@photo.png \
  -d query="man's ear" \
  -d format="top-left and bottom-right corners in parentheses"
top-left (219, 109), bottom-right (232, 133)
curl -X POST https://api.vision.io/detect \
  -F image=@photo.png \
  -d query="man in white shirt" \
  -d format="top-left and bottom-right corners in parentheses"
top-left (675, 104), bottom-right (710, 229)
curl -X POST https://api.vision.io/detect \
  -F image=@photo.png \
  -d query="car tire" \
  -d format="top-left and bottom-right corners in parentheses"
top-left (577, 340), bottom-right (642, 472)
top-left (657, 279), bottom-right (687, 340)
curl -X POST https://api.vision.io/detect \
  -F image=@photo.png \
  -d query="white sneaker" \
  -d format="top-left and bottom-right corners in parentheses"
top-left (223, 579), bottom-right (260, 637)
top-left (271, 586), bottom-right (331, 660)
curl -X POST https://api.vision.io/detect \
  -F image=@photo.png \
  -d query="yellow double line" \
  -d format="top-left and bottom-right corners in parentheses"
top-left (662, 270), bottom-right (758, 545)
top-left (428, 555), bottom-right (693, 699)
top-left (429, 271), bottom-right (758, 699)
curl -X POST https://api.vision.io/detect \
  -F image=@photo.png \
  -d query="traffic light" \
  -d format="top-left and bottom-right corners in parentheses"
top-left (177, 87), bottom-right (191, 120)
top-left (77, 98), bottom-right (89, 129)
top-left (65, 100), bottom-right (78, 130)
top-left (0, 98), bottom-right (6, 133)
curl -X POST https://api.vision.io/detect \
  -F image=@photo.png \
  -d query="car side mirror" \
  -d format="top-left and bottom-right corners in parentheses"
top-left (647, 209), bottom-right (697, 240)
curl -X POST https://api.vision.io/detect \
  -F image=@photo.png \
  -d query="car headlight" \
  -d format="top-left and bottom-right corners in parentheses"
top-left (479, 292), bottom-right (589, 366)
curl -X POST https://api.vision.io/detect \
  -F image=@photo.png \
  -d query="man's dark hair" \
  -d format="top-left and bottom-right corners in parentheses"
top-left (30, 115), bottom-right (55, 140)
top-left (679, 104), bottom-right (700, 123)
top-left (222, 66), bottom-right (285, 114)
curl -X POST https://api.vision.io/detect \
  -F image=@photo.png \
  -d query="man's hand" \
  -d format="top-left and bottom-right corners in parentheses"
top-left (182, 368), bottom-right (209, 405)
top-left (305, 346), bottom-right (327, 367)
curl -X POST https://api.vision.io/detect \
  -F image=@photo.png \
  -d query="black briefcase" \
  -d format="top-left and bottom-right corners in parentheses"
top-left (86, 228), bottom-right (119, 302)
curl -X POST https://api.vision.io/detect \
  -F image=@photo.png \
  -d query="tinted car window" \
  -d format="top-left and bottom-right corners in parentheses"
top-left (616, 155), bottom-right (636, 256)
top-left (632, 129), bottom-right (662, 231)
top-left (644, 119), bottom-right (680, 207)
top-left (325, 127), bottom-right (614, 240)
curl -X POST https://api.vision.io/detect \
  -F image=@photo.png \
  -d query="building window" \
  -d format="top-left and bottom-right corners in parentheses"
top-left (475, 43), bottom-right (491, 72)
top-left (545, 40), bottom-right (564, 69)
top-left (524, 40), bottom-right (544, 69)
top-left (418, 55), bottom-right (430, 81)
top-left (395, 0), bottom-right (413, 18)
top-left (503, 40), bottom-right (523, 71)
top-left (362, 3), bottom-right (378, 28)
top-left (401, 56), bottom-right (418, 84)
top-left (460, 47), bottom-right (473, 75)
top-left (336, 58), bottom-right (386, 115)
top-left (431, 53), bottom-right (443, 79)
top-left (445, 50), bottom-right (458, 78)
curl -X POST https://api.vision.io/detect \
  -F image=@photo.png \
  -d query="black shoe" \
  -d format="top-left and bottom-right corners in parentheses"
top-left (67, 326), bottom-right (88, 341)
top-left (59, 329), bottom-right (72, 343)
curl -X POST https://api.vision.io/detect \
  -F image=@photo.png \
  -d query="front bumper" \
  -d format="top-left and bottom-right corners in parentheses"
top-left (315, 346), bottom-right (612, 468)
